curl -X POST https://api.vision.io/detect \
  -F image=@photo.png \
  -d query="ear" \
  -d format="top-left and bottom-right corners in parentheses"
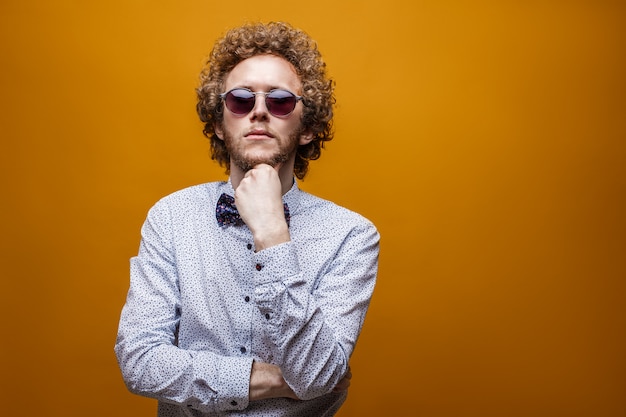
top-left (214, 123), bottom-right (224, 140)
top-left (299, 131), bottom-right (314, 146)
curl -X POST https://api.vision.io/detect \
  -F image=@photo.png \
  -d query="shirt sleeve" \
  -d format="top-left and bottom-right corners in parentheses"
top-left (252, 219), bottom-right (380, 400)
top-left (114, 202), bottom-right (253, 413)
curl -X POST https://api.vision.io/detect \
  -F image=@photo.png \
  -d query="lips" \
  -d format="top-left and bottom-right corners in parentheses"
top-left (245, 129), bottom-right (274, 139)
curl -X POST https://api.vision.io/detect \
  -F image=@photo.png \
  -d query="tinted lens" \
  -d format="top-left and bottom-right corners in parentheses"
top-left (224, 89), bottom-right (256, 115)
top-left (222, 89), bottom-right (299, 116)
top-left (266, 90), bottom-right (298, 116)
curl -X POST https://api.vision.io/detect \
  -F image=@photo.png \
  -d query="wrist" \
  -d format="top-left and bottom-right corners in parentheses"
top-left (252, 223), bottom-right (290, 251)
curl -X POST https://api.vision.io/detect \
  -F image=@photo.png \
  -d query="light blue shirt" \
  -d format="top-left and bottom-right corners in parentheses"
top-left (115, 179), bottom-right (379, 416)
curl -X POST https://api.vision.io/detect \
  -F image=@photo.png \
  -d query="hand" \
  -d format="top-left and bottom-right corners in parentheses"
top-left (333, 367), bottom-right (352, 392)
top-left (249, 361), bottom-right (299, 401)
top-left (235, 164), bottom-right (290, 250)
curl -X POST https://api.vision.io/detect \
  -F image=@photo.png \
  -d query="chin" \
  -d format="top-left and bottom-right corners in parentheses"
top-left (233, 155), bottom-right (284, 172)
top-left (245, 149), bottom-right (291, 166)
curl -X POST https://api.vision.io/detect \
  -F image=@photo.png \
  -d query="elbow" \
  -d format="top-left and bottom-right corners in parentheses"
top-left (114, 339), bottom-right (152, 396)
top-left (291, 376), bottom-right (342, 401)
top-left (114, 344), bottom-right (140, 394)
top-left (288, 359), bottom-right (349, 401)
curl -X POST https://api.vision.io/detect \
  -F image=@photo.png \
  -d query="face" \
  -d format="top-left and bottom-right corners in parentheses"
top-left (214, 54), bottom-right (313, 174)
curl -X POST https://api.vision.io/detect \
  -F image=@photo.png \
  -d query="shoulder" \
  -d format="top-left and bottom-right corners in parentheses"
top-left (148, 181), bottom-right (225, 217)
top-left (160, 181), bottom-right (225, 204)
top-left (296, 191), bottom-right (378, 234)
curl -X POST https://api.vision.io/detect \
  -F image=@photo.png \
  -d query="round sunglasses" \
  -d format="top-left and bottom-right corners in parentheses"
top-left (220, 88), bottom-right (303, 117)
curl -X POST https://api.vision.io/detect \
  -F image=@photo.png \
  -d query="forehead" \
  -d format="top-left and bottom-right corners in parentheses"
top-left (223, 54), bottom-right (302, 92)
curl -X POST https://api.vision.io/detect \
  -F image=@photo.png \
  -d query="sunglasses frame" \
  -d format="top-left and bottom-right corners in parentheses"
top-left (219, 88), bottom-right (303, 117)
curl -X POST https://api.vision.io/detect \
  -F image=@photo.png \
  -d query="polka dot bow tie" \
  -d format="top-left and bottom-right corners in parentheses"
top-left (216, 193), bottom-right (290, 227)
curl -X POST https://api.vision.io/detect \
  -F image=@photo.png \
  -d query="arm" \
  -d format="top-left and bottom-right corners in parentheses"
top-left (252, 224), bottom-right (378, 400)
top-left (236, 165), bottom-right (379, 400)
top-left (114, 202), bottom-right (252, 413)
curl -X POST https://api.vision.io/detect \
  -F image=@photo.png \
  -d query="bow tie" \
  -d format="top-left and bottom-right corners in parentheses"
top-left (216, 193), bottom-right (290, 227)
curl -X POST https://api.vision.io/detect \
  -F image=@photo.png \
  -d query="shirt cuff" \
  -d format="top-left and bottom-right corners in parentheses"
top-left (195, 354), bottom-right (253, 412)
top-left (252, 241), bottom-right (300, 286)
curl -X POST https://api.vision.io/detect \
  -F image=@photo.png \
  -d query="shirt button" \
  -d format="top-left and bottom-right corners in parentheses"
top-left (231, 400), bottom-right (238, 406)
top-left (255, 264), bottom-right (263, 271)
top-left (240, 346), bottom-right (246, 353)
top-left (244, 296), bottom-right (250, 302)
top-left (247, 243), bottom-right (252, 250)
top-left (265, 313), bottom-right (270, 320)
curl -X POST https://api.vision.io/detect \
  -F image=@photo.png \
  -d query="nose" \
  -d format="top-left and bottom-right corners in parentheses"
top-left (249, 92), bottom-right (269, 120)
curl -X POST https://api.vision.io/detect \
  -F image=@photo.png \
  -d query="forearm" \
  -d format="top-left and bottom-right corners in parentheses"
top-left (256, 280), bottom-right (351, 399)
top-left (252, 224), bottom-right (378, 399)
top-left (116, 341), bottom-right (252, 408)
top-left (116, 234), bottom-right (253, 412)
top-left (115, 301), bottom-right (253, 412)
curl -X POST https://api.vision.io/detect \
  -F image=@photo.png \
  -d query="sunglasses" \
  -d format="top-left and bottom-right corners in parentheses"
top-left (220, 88), bottom-right (303, 117)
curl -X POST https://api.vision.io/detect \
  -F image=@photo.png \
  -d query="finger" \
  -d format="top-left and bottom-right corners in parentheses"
top-left (341, 377), bottom-right (351, 389)
top-left (252, 163), bottom-right (272, 171)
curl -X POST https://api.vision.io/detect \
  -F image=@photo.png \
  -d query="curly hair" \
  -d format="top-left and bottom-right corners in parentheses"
top-left (196, 22), bottom-right (335, 179)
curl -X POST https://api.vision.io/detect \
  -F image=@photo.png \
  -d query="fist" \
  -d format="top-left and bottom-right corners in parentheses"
top-left (234, 164), bottom-right (290, 250)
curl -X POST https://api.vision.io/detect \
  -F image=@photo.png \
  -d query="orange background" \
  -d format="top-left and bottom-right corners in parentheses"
top-left (1, 1), bottom-right (624, 416)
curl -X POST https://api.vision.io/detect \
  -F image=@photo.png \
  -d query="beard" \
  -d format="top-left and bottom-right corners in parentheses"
top-left (222, 125), bottom-right (304, 173)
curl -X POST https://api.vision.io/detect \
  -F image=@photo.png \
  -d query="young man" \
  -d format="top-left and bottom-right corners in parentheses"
top-left (115, 22), bottom-right (379, 416)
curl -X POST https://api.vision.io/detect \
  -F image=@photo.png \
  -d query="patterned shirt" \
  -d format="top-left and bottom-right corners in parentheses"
top-left (115, 179), bottom-right (379, 416)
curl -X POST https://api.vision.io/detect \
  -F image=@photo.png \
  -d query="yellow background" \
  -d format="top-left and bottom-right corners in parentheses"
top-left (1, 1), bottom-right (624, 416)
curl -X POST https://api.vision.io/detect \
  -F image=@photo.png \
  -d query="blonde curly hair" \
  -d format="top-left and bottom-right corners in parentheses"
top-left (196, 22), bottom-right (335, 179)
